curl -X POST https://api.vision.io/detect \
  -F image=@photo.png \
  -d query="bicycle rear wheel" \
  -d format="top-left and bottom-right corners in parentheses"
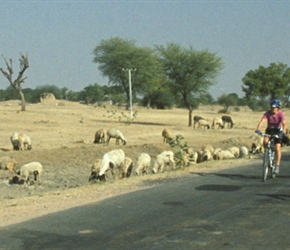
top-left (263, 149), bottom-right (269, 181)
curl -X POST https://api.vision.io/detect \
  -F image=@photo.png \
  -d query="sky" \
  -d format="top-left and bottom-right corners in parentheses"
top-left (0, 1), bottom-right (289, 99)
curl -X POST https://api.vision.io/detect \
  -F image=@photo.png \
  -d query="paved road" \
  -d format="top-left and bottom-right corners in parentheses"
top-left (1, 154), bottom-right (290, 250)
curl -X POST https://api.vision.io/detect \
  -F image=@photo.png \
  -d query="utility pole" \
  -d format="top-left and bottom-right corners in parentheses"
top-left (122, 68), bottom-right (137, 119)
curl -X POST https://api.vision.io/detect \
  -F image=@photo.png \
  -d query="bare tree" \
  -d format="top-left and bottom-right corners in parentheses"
top-left (0, 53), bottom-right (29, 111)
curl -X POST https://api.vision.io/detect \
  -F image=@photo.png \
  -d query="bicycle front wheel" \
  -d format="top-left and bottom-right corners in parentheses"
top-left (271, 151), bottom-right (276, 179)
top-left (263, 149), bottom-right (270, 181)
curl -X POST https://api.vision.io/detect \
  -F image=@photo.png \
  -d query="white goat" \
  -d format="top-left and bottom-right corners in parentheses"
top-left (121, 157), bottom-right (133, 178)
top-left (240, 146), bottom-right (249, 158)
top-left (10, 132), bottom-right (20, 150)
top-left (197, 120), bottom-right (211, 129)
top-left (211, 117), bottom-right (224, 129)
top-left (213, 148), bottom-right (222, 160)
top-left (201, 149), bottom-right (213, 161)
top-left (215, 150), bottom-right (235, 160)
top-left (152, 151), bottom-right (175, 173)
top-left (201, 144), bottom-right (214, 154)
top-left (227, 146), bottom-right (240, 157)
top-left (18, 133), bottom-right (32, 151)
top-left (18, 162), bottom-right (43, 185)
top-left (88, 159), bottom-right (101, 181)
top-left (251, 135), bottom-right (264, 154)
top-left (135, 153), bottom-right (151, 176)
top-left (106, 128), bottom-right (127, 145)
top-left (97, 149), bottom-right (125, 181)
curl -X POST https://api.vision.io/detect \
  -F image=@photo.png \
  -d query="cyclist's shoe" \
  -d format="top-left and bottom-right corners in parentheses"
top-left (274, 166), bottom-right (280, 174)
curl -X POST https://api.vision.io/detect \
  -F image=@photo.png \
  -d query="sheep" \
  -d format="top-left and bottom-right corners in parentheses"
top-left (186, 147), bottom-right (194, 156)
top-left (201, 144), bottom-right (214, 154)
top-left (106, 128), bottom-right (127, 145)
top-left (196, 150), bottom-right (204, 163)
top-left (152, 151), bottom-right (175, 174)
top-left (186, 147), bottom-right (196, 162)
top-left (88, 159), bottom-right (101, 181)
top-left (182, 153), bottom-right (190, 166)
top-left (18, 133), bottom-right (32, 151)
top-left (162, 128), bottom-right (173, 143)
top-left (193, 116), bottom-right (205, 129)
top-left (192, 151), bottom-right (199, 163)
top-left (211, 117), bottom-right (224, 129)
top-left (95, 149), bottom-right (126, 181)
top-left (251, 135), bottom-right (264, 154)
top-left (135, 153), bottom-right (151, 176)
top-left (197, 119), bottom-right (211, 129)
top-left (0, 156), bottom-right (17, 173)
top-left (121, 157), bottom-right (133, 178)
top-left (221, 115), bottom-right (234, 128)
top-left (240, 146), bottom-right (249, 158)
top-left (215, 150), bottom-right (235, 160)
top-left (227, 146), bottom-right (240, 157)
top-left (17, 162), bottom-right (43, 185)
top-left (213, 148), bottom-right (222, 160)
top-left (93, 128), bottom-right (106, 144)
top-left (201, 149), bottom-right (213, 161)
top-left (10, 132), bottom-right (20, 150)
top-left (197, 145), bottom-right (214, 162)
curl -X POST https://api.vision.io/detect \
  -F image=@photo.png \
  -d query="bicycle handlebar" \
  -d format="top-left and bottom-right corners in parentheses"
top-left (257, 133), bottom-right (280, 139)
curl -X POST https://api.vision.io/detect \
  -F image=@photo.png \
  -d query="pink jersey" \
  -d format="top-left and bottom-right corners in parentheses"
top-left (262, 110), bottom-right (285, 129)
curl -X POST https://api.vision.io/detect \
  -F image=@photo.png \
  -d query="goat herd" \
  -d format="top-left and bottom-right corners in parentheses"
top-left (88, 120), bottom-right (254, 183)
top-left (0, 114), bottom-right (265, 186)
top-left (193, 115), bottom-right (234, 129)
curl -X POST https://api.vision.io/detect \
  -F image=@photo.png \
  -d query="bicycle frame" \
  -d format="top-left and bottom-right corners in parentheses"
top-left (259, 133), bottom-right (279, 182)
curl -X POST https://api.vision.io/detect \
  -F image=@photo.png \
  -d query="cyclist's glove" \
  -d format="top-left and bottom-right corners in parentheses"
top-left (255, 129), bottom-right (261, 134)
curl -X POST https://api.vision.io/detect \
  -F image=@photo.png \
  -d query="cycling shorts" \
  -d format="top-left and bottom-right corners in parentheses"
top-left (265, 127), bottom-right (282, 144)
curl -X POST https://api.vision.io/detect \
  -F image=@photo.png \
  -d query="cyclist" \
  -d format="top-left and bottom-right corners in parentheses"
top-left (255, 99), bottom-right (287, 174)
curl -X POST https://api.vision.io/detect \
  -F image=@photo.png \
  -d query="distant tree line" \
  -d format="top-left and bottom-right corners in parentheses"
top-left (1, 38), bottom-right (289, 117)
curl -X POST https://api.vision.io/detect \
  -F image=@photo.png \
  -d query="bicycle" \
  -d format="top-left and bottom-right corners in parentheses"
top-left (258, 133), bottom-right (279, 182)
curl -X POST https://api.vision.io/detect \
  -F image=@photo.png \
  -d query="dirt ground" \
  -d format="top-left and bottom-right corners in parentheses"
top-left (0, 100), bottom-right (288, 227)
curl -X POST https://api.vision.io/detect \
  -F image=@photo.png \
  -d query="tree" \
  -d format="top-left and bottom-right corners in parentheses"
top-left (0, 54), bottom-right (29, 111)
top-left (80, 83), bottom-right (104, 104)
top-left (92, 37), bottom-right (164, 109)
top-left (217, 93), bottom-right (239, 113)
top-left (242, 62), bottom-right (290, 100)
top-left (156, 43), bottom-right (223, 126)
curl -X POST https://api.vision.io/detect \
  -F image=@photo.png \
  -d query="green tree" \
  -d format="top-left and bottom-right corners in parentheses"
top-left (242, 62), bottom-right (290, 100)
top-left (66, 90), bottom-right (80, 102)
top-left (217, 93), bottom-right (239, 112)
top-left (156, 43), bottom-right (223, 126)
top-left (142, 89), bottom-right (175, 109)
top-left (80, 83), bottom-right (104, 104)
top-left (92, 37), bottom-right (163, 109)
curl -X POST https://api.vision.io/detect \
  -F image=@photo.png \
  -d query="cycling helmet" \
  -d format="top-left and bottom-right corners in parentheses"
top-left (270, 99), bottom-right (281, 108)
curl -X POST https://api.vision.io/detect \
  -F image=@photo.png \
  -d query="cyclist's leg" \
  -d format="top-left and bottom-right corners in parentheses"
top-left (264, 128), bottom-right (271, 151)
top-left (274, 134), bottom-right (282, 174)
top-left (263, 137), bottom-right (269, 152)
top-left (275, 142), bottom-right (282, 166)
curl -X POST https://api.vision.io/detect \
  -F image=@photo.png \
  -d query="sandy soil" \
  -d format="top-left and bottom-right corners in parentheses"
top-left (0, 100), bottom-right (287, 227)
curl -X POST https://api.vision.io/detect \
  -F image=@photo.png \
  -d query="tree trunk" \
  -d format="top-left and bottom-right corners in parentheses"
top-left (188, 109), bottom-right (193, 127)
top-left (19, 90), bottom-right (26, 111)
top-left (146, 98), bottom-right (151, 109)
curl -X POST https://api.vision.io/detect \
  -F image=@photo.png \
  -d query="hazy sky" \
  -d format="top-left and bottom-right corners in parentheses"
top-left (0, 1), bottom-right (289, 98)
